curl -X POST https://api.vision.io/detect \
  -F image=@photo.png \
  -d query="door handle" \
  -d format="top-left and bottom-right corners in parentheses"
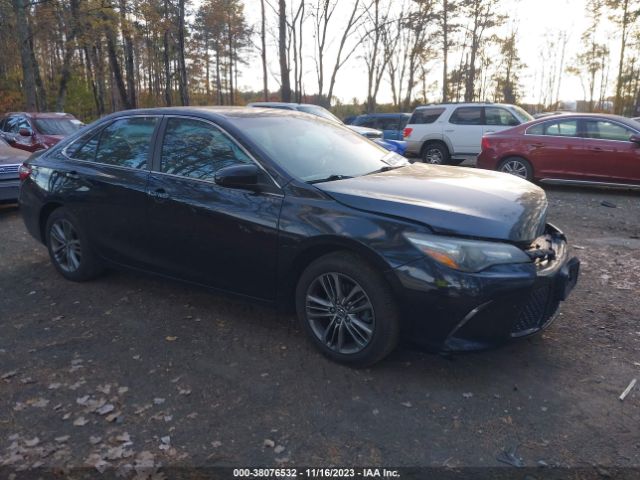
top-left (590, 147), bottom-right (605, 152)
top-left (444, 129), bottom-right (455, 133)
top-left (531, 143), bottom-right (545, 148)
top-left (148, 188), bottom-right (170, 200)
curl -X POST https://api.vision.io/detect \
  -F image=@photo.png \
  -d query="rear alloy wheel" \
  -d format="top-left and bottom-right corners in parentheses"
top-left (422, 143), bottom-right (450, 165)
top-left (45, 208), bottom-right (103, 282)
top-left (296, 252), bottom-right (399, 366)
top-left (498, 157), bottom-right (533, 181)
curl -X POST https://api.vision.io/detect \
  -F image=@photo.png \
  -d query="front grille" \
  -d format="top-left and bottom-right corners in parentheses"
top-left (0, 164), bottom-right (20, 175)
top-left (511, 284), bottom-right (559, 337)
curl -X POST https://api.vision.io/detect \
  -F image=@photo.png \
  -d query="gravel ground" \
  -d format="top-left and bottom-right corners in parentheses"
top-left (0, 184), bottom-right (639, 479)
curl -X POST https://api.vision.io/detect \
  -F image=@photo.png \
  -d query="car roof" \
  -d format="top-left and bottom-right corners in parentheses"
top-left (4, 112), bottom-right (77, 119)
top-left (529, 112), bottom-right (639, 127)
top-left (98, 106), bottom-right (320, 123)
top-left (414, 102), bottom-right (517, 110)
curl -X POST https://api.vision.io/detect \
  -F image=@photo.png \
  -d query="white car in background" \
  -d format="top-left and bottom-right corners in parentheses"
top-left (403, 102), bottom-right (534, 165)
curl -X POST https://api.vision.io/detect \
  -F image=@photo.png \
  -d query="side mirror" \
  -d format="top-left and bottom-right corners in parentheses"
top-left (214, 164), bottom-right (260, 190)
top-left (19, 127), bottom-right (33, 137)
top-left (629, 134), bottom-right (640, 145)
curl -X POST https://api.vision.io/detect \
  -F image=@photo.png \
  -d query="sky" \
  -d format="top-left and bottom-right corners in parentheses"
top-left (235, 0), bottom-right (617, 106)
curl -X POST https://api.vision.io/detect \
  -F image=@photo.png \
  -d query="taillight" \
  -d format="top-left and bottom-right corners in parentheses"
top-left (403, 127), bottom-right (413, 139)
top-left (18, 163), bottom-right (32, 181)
top-left (481, 136), bottom-right (491, 151)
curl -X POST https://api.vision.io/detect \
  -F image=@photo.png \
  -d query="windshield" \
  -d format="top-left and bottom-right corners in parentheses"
top-left (297, 105), bottom-right (342, 124)
top-left (234, 115), bottom-right (406, 182)
top-left (33, 118), bottom-right (83, 135)
top-left (510, 106), bottom-right (534, 123)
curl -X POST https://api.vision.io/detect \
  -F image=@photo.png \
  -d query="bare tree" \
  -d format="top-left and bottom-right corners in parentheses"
top-left (278, 0), bottom-right (291, 101)
top-left (260, 0), bottom-right (268, 100)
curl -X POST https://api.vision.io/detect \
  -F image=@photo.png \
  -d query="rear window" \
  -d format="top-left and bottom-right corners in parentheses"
top-left (409, 108), bottom-right (445, 125)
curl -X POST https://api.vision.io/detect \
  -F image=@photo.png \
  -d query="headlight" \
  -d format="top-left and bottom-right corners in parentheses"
top-left (404, 232), bottom-right (531, 272)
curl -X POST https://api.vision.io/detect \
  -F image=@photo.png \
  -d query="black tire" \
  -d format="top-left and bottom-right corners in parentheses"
top-left (295, 251), bottom-right (399, 367)
top-left (421, 142), bottom-right (450, 165)
top-left (498, 156), bottom-right (534, 182)
top-left (45, 207), bottom-right (103, 282)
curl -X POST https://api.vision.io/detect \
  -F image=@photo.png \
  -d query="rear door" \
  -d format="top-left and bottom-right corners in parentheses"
top-left (376, 116), bottom-right (403, 140)
top-left (61, 115), bottom-right (160, 267)
top-left (145, 116), bottom-right (282, 300)
top-left (445, 106), bottom-right (484, 155)
top-left (522, 118), bottom-right (584, 179)
top-left (581, 119), bottom-right (640, 184)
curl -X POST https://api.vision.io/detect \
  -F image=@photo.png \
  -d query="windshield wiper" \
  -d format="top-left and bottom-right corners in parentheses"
top-left (308, 174), bottom-right (353, 184)
top-left (365, 165), bottom-right (403, 175)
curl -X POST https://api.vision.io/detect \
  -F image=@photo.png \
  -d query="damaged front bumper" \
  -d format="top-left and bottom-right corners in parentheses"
top-left (392, 224), bottom-right (580, 351)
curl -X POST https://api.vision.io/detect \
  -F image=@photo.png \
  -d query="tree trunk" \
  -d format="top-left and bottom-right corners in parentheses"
top-left (119, 0), bottom-right (137, 108)
top-left (278, 0), bottom-right (291, 101)
top-left (613, 0), bottom-right (629, 114)
top-left (106, 26), bottom-right (131, 109)
top-left (442, 0), bottom-right (448, 102)
top-left (260, 0), bottom-right (268, 101)
top-left (12, 0), bottom-right (37, 110)
top-left (177, 0), bottom-right (189, 105)
top-left (56, 0), bottom-right (81, 111)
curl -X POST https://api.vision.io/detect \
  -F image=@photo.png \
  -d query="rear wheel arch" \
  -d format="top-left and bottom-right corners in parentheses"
top-left (39, 202), bottom-right (63, 243)
top-left (420, 140), bottom-right (452, 164)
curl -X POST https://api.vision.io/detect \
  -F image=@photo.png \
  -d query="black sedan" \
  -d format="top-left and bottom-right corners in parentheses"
top-left (18, 107), bottom-right (579, 366)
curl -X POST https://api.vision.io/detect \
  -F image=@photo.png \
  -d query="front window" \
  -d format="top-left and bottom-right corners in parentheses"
top-left (485, 107), bottom-right (520, 126)
top-left (233, 116), bottom-right (406, 183)
top-left (584, 120), bottom-right (636, 141)
top-left (33, 118), bottom-right (83, 135)
top-left (160, 118), bottom-right (252, 181)
top-left (509, 105), bottom-right (534, 123)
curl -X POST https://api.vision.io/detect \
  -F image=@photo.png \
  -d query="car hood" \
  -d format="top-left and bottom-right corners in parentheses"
top-left (0, 145), bottom-right (30, 165)
top-left (315, 163), bottom-right (548, 243)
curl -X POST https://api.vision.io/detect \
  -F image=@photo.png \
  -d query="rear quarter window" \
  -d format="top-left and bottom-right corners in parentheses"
top-left (409, 108), bottom-right (445, 125)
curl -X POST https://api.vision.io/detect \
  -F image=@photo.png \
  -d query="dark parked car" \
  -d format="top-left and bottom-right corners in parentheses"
top-left (348, 113), bottom-right (411, 140)
top-left (19, 107), bottom-right (579, 366)
top-left (0, 138), bottom-right (30, 202)
top-left (0, 112), bottom-right (83, 152)
top-left (477, 113), bottom-right (640, 187)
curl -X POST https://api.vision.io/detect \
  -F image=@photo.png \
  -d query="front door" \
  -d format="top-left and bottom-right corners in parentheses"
top-left (523, 118), bottom-right (584, 179)
top-left (581, 119), bottom-right (640, 184)
top-left (145, 116), bottom-right (282, 300)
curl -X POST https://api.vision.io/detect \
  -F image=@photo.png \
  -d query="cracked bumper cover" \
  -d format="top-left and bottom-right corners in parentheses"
top-left (391, 224), bottom-right (580, 351)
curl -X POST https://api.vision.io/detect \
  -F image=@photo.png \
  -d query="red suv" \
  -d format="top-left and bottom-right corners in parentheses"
top-left (477, 114), bottom-right (640, 188)
top-left (0, 112), bottom-right (84, 152)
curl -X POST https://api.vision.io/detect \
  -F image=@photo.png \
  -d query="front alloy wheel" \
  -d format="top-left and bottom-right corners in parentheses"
top-left (305, 272), bottom-right (375, 354)
top-left (296, 252), bottom-right (399, 366)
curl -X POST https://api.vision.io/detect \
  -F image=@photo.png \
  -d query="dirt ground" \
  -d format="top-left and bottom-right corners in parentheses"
top-left (1, 184), bottom-right (639, 479)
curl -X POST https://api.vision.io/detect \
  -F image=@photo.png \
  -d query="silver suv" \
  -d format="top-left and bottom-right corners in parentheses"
top-left (404, 103), bottom-right (533, 164)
